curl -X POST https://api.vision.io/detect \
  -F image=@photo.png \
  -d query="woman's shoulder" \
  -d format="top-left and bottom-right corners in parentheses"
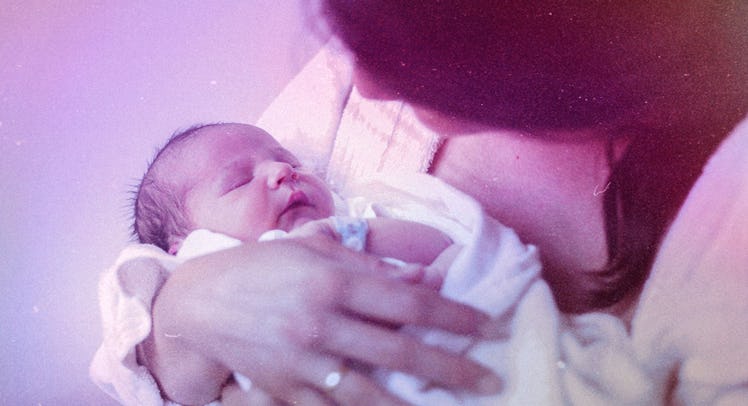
top-left (631, 115), bottom-right (748, 403)
top-left (641, 115), bottom-right (748, 294)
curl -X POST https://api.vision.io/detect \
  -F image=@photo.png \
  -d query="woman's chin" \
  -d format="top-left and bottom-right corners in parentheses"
top-left (412, 106), bottom-right (487, 136)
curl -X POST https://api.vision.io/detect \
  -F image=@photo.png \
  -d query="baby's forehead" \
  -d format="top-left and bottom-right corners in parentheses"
top-left (159, 124), bottom-right (293, 178)
top-left (193, 124), bottom-right (278, 150)
top-left (182, 127), bottom-right (292, 169)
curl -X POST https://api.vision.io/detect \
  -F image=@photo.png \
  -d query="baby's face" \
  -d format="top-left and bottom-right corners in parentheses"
top-left (176, 124), bottom-right (335, 242)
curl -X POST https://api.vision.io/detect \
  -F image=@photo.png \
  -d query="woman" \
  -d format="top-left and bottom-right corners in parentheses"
top-left (317, 1), bottom-right (748, 404)
top-left (323, 0), bottom-right (748, 311)
top-left (98, 1), bottom-right (748, 404)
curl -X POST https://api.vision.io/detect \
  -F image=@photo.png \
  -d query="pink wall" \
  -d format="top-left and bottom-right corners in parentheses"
top-left (0, 2), bottom-right (321, 403)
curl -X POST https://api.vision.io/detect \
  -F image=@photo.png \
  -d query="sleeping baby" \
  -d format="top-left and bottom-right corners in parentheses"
top-left (94, 122), bottom-right (644, 405)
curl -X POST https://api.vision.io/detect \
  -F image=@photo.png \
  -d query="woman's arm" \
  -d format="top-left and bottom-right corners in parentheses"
top-left (146, 237), bottom-right (502, 404)
top-left (141, 287), bottom-right (231, 405)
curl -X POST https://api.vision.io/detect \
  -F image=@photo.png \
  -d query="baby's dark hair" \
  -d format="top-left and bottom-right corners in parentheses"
top-left (132, 123), bottom-right (221, 252)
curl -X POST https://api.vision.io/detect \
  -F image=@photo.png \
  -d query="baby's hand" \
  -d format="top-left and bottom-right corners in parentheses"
top-left (287, 218), bottom-right (339, 242)
top-left (395, 244), bottom-right (462, 290)
top-left (389, 263), bottom-right (444, 290)
top-left (289, 218), bottom-right (453, 292)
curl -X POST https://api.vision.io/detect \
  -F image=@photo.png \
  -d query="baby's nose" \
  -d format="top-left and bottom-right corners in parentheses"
top-left (264, 161), bottom-right (297, 189)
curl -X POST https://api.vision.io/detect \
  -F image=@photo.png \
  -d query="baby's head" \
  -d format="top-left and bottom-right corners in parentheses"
top-left (133, 123), bottom-right (335, 254)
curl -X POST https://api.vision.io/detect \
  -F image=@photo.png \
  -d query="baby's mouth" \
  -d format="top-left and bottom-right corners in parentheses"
top-left (281, 190), bottom-right (310, 215)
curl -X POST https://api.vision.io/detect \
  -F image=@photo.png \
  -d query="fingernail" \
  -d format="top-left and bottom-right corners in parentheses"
top-left (477, 374), bottom-right (503, 395)
top-left (388, 263), bottom-right (424, 281)
top-left (233, 372), bottom-right (253, 392)
top-left (422, 266), bottom-right (445, 289)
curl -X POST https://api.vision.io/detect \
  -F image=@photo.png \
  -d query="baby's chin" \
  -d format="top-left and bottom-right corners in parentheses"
top-left (277, 207), bottom-right (329, 232)
top-left (288, 216), bottom-right (320, 230)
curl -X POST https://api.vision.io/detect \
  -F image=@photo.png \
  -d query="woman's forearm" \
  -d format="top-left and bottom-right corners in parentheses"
top-left (143, 257), bottom-right (232, 405)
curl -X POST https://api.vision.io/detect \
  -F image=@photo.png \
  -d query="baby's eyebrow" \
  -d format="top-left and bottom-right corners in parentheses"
top-left (274, 148), bottom-right (299, 165)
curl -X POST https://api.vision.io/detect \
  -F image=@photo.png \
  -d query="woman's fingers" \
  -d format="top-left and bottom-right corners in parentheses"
top-left (253, 240), bottom-right (502, 394)
top-left (273, 387), bottom-right (332, 406)
top-left (292, 354), bottom-right (412, 406)
top-left (326, 367), bottom-right (412, 406)
top-left (227, 351), bottom-right (332, 405)
top-left (232, 349), bottom-right (411, 406)
top-left (161, 239), bottom-right (503, 402)
top-left (339, 271), bottom-right (490, 335)
top-left (221, 383), bottom-right (288, 406)
top-left (318, 315), bottom-right (503, 395)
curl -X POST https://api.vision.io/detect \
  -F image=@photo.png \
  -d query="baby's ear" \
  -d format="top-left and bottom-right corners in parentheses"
top-left (167, 238), bottom-right (183, 255)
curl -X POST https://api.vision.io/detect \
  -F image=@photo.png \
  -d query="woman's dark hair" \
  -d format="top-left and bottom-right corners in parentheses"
top-left (321, 1), bottom-right (748, 312)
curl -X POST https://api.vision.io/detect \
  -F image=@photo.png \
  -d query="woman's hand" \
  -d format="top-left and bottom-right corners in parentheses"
top-left (149, 236), bottom-right (502, 405)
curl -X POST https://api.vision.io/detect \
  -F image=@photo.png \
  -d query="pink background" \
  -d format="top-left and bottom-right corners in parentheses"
top-left (0, 2), bottom-right (322, 403)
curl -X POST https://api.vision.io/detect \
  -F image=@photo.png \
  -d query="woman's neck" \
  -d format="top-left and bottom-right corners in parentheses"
top-left (429, 129), bottom-right (620, 309)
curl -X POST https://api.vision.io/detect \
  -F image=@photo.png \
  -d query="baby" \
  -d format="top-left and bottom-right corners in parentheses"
top-left (133, 122), bottom-right (461, 403)
top-left (134, 122), bottom-right (455, 281)
top-left (94, 121), bottom-right (550, 406)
